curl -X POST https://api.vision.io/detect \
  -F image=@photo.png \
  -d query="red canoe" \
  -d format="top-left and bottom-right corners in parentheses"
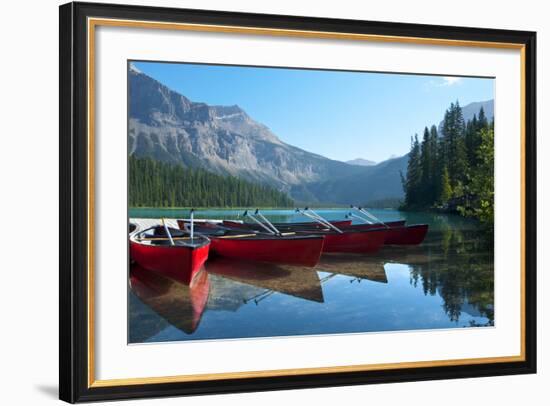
top-left (340, 220), bottom-right (406, 230)
top-left (129, 226), bottom-right (210, 285)
top-left (342, 222), bottom-right (428, 245)
top-left (177, 220), bottom-right (324, 267)
top-left (222, 219), bottom-right (352, 231)
top-left (295, 228), bottom-right (388, 254)
top-left (383, 224), bottom-right (429, 245)
top-left (210, 234), bottom-right (325, 267)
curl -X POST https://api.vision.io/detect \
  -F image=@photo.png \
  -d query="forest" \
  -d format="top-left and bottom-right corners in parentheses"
top-left (129, 156), bottom-right (294, 208)
top-left (401, 101), bottom-right (494, 228)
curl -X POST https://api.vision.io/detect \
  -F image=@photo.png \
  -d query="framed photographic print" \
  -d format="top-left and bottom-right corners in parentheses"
top-left (59, 1), bottom-right (537, 403)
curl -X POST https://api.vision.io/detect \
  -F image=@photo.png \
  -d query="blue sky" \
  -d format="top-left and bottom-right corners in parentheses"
top-left (133, 61), bottom-right (494, 163)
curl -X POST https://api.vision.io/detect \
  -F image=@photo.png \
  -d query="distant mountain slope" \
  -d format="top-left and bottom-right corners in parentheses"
top-left (129, 66), bottom-right (369, 196)
top-left (346, 158), bottom-right (376, 166)
top-left (295, 155), bottom-right (408, 204)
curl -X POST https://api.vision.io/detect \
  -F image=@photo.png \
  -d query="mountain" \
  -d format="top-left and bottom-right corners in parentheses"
top-left (129, 68), bottom-right (370, 198)
top-left (295, 155), bottom-right (408, 205)
top-left (346, 158), bottom-right (376, 166)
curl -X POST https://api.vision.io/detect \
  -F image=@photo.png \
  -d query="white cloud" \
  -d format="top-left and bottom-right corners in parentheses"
top-left (424, 76), bottom-right (463, 90)
top-left (441, 76), bottom-right (462, 86)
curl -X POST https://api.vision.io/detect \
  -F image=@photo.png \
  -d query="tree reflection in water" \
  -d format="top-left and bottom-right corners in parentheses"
top-left (387, 214), bottom-right (494, 325)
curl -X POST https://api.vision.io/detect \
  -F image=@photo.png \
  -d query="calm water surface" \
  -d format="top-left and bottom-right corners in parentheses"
top-left (128, 209), bottom-right (494, 343)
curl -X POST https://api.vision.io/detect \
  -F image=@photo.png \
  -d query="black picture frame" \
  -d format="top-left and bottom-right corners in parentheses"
top-left (59, 1), bottom-right (537, 403)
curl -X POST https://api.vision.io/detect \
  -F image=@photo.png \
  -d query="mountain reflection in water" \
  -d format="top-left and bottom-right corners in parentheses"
top-left (128, 210), bottom-right (494, 343)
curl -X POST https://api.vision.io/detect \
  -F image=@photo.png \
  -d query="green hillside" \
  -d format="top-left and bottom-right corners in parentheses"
top-left (129, 156), bottom-right (294, 208)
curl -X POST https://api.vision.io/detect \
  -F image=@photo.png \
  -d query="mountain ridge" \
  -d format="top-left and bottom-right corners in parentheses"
top-left (346, 158), bottom-right (376, 166)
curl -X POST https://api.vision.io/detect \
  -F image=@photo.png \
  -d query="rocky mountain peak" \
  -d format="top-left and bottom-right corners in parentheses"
top-left (128, 68), bottom-right (362, 191)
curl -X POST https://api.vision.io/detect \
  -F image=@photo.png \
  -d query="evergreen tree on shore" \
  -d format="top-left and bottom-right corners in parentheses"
top-left (129, 156), bottom-right (294, 208)
top-left (439, 166), bottom-right (452, 204)
top-left (420, 127), bottom-right (432, 205)
top-left (402, 134), bottom-right (422, 207)
top-left (417, 125), bottom-right (440, 205)
top-left (428, 125), bottom-right (440, 203)
top-left (460, 125), bottom-right (494, 228)
top-left (401, 102), bottom-right (494, 226)
top-left (441, 101), bottom-right (467, 191)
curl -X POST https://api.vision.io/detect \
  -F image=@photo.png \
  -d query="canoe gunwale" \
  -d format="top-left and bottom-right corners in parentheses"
top-left (131, 226), bottom-right (211, 249)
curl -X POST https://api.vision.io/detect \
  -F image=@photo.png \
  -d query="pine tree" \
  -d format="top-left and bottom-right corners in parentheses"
top-left (420, 127), bottom-right (433, 205)
top-left (464, 107), bottom-right (490, 171)
top-left (464, 114), bottom-right (478, 168)
top-left (441, 101), bottom-right (467, 191)
top-left (440, 166), bottom-right (452, 204)
top-left (477, 106), bottom-right (488, 130)
top-left (460, 127), bottom-right (494, 228)
top-left (403, 134), bottom-right (422, 207)
top-left (428, 125), bottom-right (439, 203)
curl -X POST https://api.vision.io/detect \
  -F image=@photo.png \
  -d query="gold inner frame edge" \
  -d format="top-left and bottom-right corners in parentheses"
top-left (86, 17), bottom-right (527, 388)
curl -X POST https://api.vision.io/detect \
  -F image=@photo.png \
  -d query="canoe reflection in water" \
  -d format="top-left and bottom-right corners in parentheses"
top-left (317, 254), bottom-right (387, 284)
top-left (129, 254), bottom-right (393, 340)
top-left (129, 259), bottom-right (327, 338)
top-left (129, 264), bottom-right (210, 335)
top-left (205, 258), bottom-right (325, 304)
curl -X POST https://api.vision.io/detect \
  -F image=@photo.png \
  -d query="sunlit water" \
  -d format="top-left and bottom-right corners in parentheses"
top-left (128, 209), bottom-right (494, 343)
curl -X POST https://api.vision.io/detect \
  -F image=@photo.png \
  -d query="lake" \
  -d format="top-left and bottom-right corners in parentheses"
top-left (128, 209), bottom-right (494, 343)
